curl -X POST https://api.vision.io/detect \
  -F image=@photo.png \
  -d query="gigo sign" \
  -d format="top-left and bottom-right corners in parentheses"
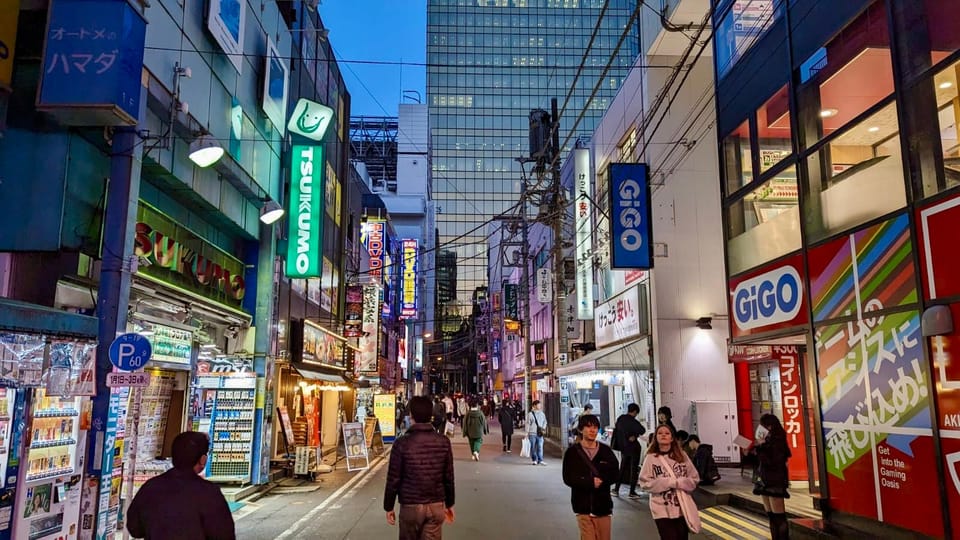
top-left (609, 163), bottom-right (653, 269)
top-left (731, 264), bottom-right (803, 332)
top-left (287, 145), bottom-right (324, 278)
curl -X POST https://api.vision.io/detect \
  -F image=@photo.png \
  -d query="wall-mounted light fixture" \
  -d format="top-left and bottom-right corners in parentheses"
top-left (259, 199), bottom-right (285, 224)
top-left (188, 133), bottom-right (224, 167)
top-left (695, 317), bottom-right (712, 330)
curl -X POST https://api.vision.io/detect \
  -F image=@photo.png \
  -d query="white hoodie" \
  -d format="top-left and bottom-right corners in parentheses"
top-left (638, 451), bottom-right (700, 520)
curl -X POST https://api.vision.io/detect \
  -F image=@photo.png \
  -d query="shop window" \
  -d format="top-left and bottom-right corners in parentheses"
top-left (715, 0), bottom-right (783, 79)
top-left (930, 60), bottom-right (960, 195)
top-left (758, 85), bottom-right (792, 173)
top-left (726, 168), bottom-right (800, 274)
top-left (797, 2), bottom-right (894, 148)
top-left (804, 102), bottom-right (906, 242)
top-left (723, 120), bottom-right (752, 195)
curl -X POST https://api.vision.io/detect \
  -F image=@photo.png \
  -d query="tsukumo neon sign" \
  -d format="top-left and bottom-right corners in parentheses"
top-left (286, 145), bottom-right (324, 278)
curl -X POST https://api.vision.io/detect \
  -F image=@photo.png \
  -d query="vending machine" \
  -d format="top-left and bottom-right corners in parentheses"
top-left (12, 389), bottom-right (86, 540)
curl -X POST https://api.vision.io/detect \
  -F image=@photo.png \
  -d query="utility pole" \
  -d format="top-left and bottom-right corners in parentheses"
top-left (520, 173), bottom-right (532, 418)
top-left (550, 98), bottom-right (568, 378)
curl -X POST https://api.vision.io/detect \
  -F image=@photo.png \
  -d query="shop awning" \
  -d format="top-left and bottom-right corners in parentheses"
top-left (0, 298), bottom-right (98, 338)
top-left (556, 337), bottom-right (650, 377)
top-left (293, 365), bottom-right (349, 384)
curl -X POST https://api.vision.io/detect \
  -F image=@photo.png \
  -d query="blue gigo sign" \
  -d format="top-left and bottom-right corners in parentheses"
top-left (108, 333), bottom-right (152, 371)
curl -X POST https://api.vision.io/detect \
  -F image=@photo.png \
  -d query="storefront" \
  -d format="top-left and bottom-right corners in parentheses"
top-left (0, 299), bottom-right (98, 540)
top-left (715, 0), bottom-right (960, 534)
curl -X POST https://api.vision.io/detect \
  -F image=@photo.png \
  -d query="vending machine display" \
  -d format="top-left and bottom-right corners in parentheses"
top-left (193, 369), bottom-right (256, 483)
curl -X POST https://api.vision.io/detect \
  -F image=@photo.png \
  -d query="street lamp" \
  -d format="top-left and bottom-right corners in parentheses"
top-left (188, 134), bottom-right (224, 167)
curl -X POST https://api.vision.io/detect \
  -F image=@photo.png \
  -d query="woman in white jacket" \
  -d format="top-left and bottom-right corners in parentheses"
top-left (639, 425), bottom-right (701, 539)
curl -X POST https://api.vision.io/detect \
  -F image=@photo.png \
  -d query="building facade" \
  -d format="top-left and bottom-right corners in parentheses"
top-left (716, 0), bottom-right (960, 536)
top-left (426, 0), bottom-right (641, 314)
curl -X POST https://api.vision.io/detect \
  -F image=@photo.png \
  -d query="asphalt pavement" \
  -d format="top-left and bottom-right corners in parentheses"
top-left (234, 421), bottom-right (759, 539)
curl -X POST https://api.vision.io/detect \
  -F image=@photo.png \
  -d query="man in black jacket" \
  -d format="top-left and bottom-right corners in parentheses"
top-left (611, 403), bottom-right (646, 498)
top-left (384, 396), bottom-right (456, 539)
top-left (126, 431), bottom-right (235, 540)
top-left (562, 414), bottom-right (619, 540)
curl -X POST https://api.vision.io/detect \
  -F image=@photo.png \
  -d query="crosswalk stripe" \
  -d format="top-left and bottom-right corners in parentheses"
top-left (700, 520), bottom-right (739, 540)
top-left (701, 507), bottom-right (769, 537)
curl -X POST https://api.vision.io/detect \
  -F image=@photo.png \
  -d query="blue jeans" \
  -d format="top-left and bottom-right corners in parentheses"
top-left (528, 433), bottom-right (544, 463)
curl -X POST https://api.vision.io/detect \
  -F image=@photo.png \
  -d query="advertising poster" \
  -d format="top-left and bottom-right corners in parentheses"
top-left (810, 215), bottom-right (941, 536)
top-left (373, 395), bottom-right (396, 443)
top-left (356, 286), bottom-right (380, 375)
top-left (341, 422), bottom-right (369, 471)
top-left (302, 321), bottom-right (345, 369)
top-left (344, 286), bottom-right (363, 338)
top-left (207, 0), bottom-right (246, 73)
top-left (928, 304), bottom-right (960, 522)
top-left (400, 239), bottom-right (418, 319)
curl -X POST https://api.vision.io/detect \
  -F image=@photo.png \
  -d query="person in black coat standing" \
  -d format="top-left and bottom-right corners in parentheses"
top-left (126, 431), bottom-right (235, 540)
top-left (384, 396), bottom-right (456, 539)
top-left (497, 405), bottom-right (515, 453)
top-left (753, 413), bottom-right (791, 540)
top-left (562, 414), bottom-right (619, 540)
top-left (611, 403), bottom-right (646, 498)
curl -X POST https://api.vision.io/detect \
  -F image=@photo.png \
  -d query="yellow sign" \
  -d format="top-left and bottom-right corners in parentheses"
top-left (0, 0), bottom-right (19, 90)
top-left (373, 394), bottom-right (396, 440)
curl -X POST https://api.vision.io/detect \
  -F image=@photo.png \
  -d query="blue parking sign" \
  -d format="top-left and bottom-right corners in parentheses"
top-left (108, 333), bottom-right (152, 371)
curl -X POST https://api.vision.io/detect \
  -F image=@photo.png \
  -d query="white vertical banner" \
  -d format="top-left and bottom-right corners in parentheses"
top-left (537, 268), bottom-right (552, 303)
top-left (574, 148), bottom-right (595, 319)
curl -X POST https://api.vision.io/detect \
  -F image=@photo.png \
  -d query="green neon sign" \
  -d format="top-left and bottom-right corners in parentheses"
top-left (286, 145), bottom-right (324, 278)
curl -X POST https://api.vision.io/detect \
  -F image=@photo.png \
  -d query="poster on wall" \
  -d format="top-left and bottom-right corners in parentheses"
top-left (344, 286), bottom-right (363, 338)
top-left (302, 321), bottom-right (345, 369)
top-left (356, 286), bottom-right (380, 375)
top-left (809, 214), bottom-right (942, 537)
top-left (373, 395), bottom-right (396, 443)
top-left (207, 0), bottom-right (246, 74)
top-left (261, 38), bottom-right (289, 135)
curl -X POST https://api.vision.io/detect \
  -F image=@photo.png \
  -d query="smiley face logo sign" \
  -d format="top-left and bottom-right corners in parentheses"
top-left (287, 98), bottom-right (334, 142)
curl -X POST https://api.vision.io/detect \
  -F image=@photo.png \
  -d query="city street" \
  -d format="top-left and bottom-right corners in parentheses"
top-left (235, 424), bottom-right (770, 539)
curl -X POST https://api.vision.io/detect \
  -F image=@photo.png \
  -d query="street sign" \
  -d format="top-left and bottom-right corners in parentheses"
top-left (108, 333), bottom-right (152, 371)
top-left (106, 372), bottom-right (151, 388)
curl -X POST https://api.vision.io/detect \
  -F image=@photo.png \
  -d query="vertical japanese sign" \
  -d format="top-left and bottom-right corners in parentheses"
top-left (776, 346), bottom-right (808, 480)
top-left (536, 268), bottom-right (552, 303)
top-left (491, 292), bottom-right (502, 340)
top-left (504, 283), bottom-right (519, 320)
top-left (574, 148), bottom-right (594, 319)
top-left (810, 214), bottom-right (943, 537)
top-left (37, 0), bottom-right (147, 125)
top-left (400, 239), bottom-right (418, 319)
top-left (608, 163), bottom-right (653, 269)
top-left (363, 219), bottom-right (386, 284)
top-left (0, 0), bottom-right (19, 91)
top-left (286, 145), bottom-right (323, 278)
top-left (356, 285), bottom-right (380, 375)
top-left (344, 285), bottom-right (363, 338)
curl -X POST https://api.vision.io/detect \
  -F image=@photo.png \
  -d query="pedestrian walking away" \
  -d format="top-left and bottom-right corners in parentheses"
top-left (432, 396), bottom-right (447, 434)
top-left (462, 401), bottom-right (489, 460)
top-left (562, 414), bottom-right (620, 540)
top-left (526, 400), bottom-right (548, 465)
top-left (752, 413), bottom-right (791, 540)
top-left (639, 424), bottom-right (701, 540)
top-left (611, 402), bottom-right (646, 498)
top-left (384, 396), bottom-right (456, 540)
top-left (126, 431), bottom-right (236, 540)
top-left (497, 404), bottom-right (515, 452)
top-left (443, 394), bottom-right (455, 423)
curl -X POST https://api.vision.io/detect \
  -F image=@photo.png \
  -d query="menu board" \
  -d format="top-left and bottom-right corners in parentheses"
top-left (277, 406), bottom-right (295, 450)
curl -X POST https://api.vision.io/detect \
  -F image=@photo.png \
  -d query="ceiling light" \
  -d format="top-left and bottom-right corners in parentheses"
top-left (868, 126), bottom-right (880, 133)
top-left (260, 199), bottom-right (285, 224)
top-left (188, 134), bottom-right (225, 167)
top-left (820, 108), bottom-right (838, 118)
top-left (940, 81), bottom-right (954, 89)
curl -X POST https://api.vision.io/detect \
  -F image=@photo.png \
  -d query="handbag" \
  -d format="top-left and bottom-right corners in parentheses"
top-left (533, 413), bottom-right (545, 437)
top-left (520, 436), bottom-right (532, 457)
top-left (658, 455), bottom-right (701, 533)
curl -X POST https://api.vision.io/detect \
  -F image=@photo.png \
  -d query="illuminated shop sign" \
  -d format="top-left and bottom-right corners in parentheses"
top-left (608, 163), bottom-right (653, 269)
top-left (574, 148), bottom-right (594, 319)
top-left (731, 265), bottom-right (802, 331)
top-left (400, 239), bottom-right (418, 319)
top-left (287, 98), bottom-right (333, 142)
top-left (594, 285), bottom-right (642, 348)
top-left (134, 204), bottom-right (245, 306)
top-left (286, 145), bottom-right (324, 278)
top-left (363, 219), bottom-right (386, 283)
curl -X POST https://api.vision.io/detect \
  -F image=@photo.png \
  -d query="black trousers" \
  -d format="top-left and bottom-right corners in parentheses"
top-left (654, 517), bottom-right (688, 540)
top-left (616, 453), bottom-right (641, 492)
top-left (501, 432), bottom-right (512, 450)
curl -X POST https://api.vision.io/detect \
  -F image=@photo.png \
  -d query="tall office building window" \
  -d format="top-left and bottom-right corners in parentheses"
top-left (427, 1), bottom-right (639, 314)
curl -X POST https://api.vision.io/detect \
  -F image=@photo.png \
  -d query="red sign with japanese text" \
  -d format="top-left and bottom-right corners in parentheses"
top-left (776, 346), bottom-right (808, 480)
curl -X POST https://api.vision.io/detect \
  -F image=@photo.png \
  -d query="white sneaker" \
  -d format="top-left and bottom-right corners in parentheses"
top-left (472, 452), bottom-right (479, 461)
top-left (531, 461), bottom-right (537, 465)
top-left (538, 461), bottom-right (547, 466)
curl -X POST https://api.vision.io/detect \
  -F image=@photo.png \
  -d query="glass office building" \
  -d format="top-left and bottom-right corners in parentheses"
top-left (427, 0), bottom-right (640, 312)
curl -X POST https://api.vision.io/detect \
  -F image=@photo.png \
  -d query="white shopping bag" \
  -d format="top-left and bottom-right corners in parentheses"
top-left (445, 421), bottom-right (456, 437)
top-left (520, 436), bottom-right (531, 458)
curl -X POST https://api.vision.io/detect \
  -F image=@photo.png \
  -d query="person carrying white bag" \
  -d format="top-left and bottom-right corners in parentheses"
top-left (639, 424), bottom-right (701, 539)
top-left (520, 435), bottom-right (532, 457)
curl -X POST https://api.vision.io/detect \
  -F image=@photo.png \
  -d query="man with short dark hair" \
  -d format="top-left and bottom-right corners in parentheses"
top-left (126, 431), bottom-right (235, 540)
top-left (384, 395), bottom-right (456, 539)
top-left (611, 403), bottom-right (646, 498)
top-left (563, 414), bottom-right (619, 539)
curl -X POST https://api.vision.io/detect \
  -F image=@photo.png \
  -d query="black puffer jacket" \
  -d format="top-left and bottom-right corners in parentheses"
top-left (383, 423), bottom-right (456, 511)
top-left (562, 443), bottom-right (620, 517)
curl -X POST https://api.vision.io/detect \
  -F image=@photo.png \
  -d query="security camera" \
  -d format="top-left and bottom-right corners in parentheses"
top-left (179, 101), bottom-right (190, 115)
top-left (305, 0), bottom-right (320, 11)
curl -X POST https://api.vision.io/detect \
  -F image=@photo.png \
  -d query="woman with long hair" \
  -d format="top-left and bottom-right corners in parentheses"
top-left (753, 413), bottom-right (791, 539)
top-left (639, 425), bottom-right (700, 539)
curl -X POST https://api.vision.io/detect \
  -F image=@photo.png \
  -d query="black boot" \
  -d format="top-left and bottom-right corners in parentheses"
top-left (771, 512), bottom-right (789, 540)
top-left (767, 512), bottom-right (777, 540)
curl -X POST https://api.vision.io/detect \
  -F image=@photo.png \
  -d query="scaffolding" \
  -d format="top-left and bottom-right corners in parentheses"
top-left (349, 116), bottom-right (398, 191)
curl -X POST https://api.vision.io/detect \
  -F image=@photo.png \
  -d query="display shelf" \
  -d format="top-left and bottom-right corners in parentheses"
top-left (34, 409), bottom-right (79, 418)
top-left (30, 439), bottom-right (77, 449)
top-left (25, 467), bottom-right (74, 482)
